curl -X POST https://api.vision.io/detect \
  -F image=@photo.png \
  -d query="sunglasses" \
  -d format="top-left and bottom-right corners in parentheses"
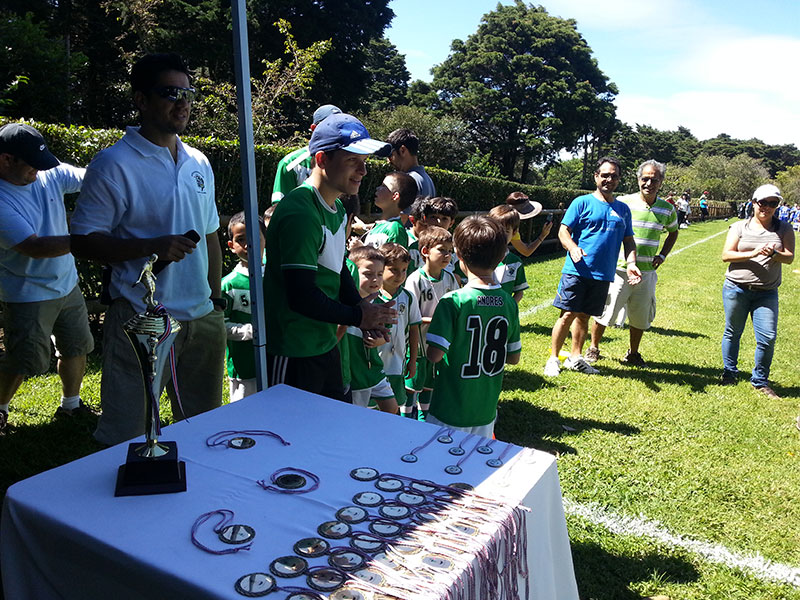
top-left (152, 86), bottom-right (197, 103)
top-left (756, 199), bottom-right (779, 208)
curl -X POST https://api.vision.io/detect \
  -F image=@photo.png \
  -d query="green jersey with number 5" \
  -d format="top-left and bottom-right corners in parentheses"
top-left (426, 283), bottom-right (521, 427)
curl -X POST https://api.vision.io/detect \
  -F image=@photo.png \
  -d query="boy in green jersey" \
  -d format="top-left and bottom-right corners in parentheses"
top-left (377, 243), bottom-right (422, 417)
top-left (343, 246), bottom-right (398, 413)
top-left (264, 113), bottom-right (396, 400)
top-left (426, 216), bottom-right (521, 437)
top-left (222, 212), bottom-right (266, 401)
top-left (488, 204), bottom-right (529, 304)
top-left (404, 225), bottom-right (461, 419)
top-left (406, 196), bottom-right (459, 274)
top-left (364, 172), bottom-right (417, 249)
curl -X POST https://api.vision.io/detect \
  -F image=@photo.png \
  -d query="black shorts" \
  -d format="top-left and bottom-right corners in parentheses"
top-left (553, 273), bottom-right (610, 317)
top-left (267, 346), bottom-right (348, 403)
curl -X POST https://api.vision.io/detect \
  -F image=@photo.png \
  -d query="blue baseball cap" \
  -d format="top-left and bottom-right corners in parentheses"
top-left (309, 114), bottom-right (391, 157)
top-left (311, 104), bottom-right (341, 126)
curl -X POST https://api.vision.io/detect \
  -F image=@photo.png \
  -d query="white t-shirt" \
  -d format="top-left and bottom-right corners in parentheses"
top-left (71, 127), bottom-right (219, 321)
top-left (0, 164), bottom-right (84, 302)
top-left (378, 287), bottom-right (422, 376)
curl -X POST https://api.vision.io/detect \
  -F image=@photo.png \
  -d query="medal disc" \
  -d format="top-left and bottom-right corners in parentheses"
top-left (486, 458), bottom-right (503, 468)
top-left (400, 453), bottom-right (418, 463)
top-left (293, 537), bottom-right (330, 558)
top-left (270, 555), bottom-right (308, 578)
top-left (228, 436), bottom-right (256, 449)
top-left (350, 467), bottom-right (379, 482)
top-left (234, 573), bottom-right (276, 597)
top-left (476, 445), bottom-right (493, 455)
top-left (448, 447), bottom-right (465, 456)
top-left (444, 465), bottom-right (462, 475)
top-left (437, 434), bottom-right (453, 444)
top-left (218, 524), bottom-right (256, 545)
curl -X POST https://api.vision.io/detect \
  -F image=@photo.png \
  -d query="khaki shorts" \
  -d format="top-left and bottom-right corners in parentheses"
top-left (595, 269), bottom-right (658, 330)
top-left (0, 285), bottom-right (94, 376)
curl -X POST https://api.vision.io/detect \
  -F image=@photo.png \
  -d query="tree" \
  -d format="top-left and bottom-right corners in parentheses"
top-left (543, 158), bottom-right (585, 189)
top-left (358, 105), bottom-right (475, 172)
top-left (664, 154), bottom-right (769, 204)
top-left (361, 38), bottom-right (409, 112)
top-left (431, 1), bottom-right (616, 180)
top-left (776, 165), bottom-right (800, 204)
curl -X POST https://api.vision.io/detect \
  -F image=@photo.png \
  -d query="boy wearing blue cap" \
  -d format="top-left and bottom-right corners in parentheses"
top-left (264, 113), bottom-right (398, 400)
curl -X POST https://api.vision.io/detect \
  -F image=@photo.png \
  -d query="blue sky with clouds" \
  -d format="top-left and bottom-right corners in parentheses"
top-left (386, 0), bottom-right (800, 147)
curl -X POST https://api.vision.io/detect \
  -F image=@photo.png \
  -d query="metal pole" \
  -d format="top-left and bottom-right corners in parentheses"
top-left (231, 0), bottom-right (268, 391)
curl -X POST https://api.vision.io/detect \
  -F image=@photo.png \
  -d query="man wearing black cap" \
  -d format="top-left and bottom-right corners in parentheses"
top-left (271, 104), bottom-right (342, 204)
top-left (264, 113), bottom-right (397, 400)
top-left (0, 123), bottom-right (95, 434)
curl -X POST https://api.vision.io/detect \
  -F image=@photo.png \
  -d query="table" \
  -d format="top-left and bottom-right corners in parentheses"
top-left (1, 385), bottom-right (578, 599)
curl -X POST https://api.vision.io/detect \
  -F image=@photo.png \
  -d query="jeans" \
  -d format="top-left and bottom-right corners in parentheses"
top-left (721, 280), bottom-right (779, 387)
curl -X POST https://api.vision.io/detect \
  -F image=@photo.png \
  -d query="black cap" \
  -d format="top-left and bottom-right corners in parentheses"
top-left (0, 123), bottom-right (59, 170)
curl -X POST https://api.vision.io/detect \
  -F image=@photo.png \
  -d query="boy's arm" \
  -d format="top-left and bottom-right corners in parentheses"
top-left (407, 324), bottom-right (420, 377)
top-left (427, 346), bottom-right (445, 363)
top-left (512, 291), bottom-right (523, 304)
top-left (506, 351), bottom-right (521, 365)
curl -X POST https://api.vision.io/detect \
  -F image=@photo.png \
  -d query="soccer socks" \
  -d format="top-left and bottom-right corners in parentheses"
top-left (402, 390), bottom-right (418, 418)
top-left (418, 389), bottom-right (432, 420)
top-left (60, 395), bottom-right (80, 410)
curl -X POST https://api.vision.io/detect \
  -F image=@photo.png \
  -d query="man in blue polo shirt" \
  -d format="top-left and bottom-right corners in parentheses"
top-left (544, 157), bottom-right (641, 376)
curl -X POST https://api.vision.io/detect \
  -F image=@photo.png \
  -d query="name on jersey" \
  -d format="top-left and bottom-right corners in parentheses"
top-left (477, 295), bottom-right (504, 307)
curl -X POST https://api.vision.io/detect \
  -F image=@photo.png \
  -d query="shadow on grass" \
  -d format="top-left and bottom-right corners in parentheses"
top-left (497, 370), bottom-right (640, 456)
top-left (571, 538), bottom-right (699, 600)
top-left (598, 360), bottom-right (722, 394)
top-left (520, 321), bottom-right (556, 337)
top-left (648, 325), bottom-right (710, 340)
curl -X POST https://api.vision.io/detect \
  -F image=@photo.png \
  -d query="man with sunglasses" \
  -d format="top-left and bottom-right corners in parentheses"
top-left (71, 53), bottom-right (225, 446)
top-left (544, 156), bottom-right (640, 377)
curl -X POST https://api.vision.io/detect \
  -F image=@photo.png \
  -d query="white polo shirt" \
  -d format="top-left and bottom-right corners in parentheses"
top-left (0, 164), bottom-right (84, 302)
top-left (71, 127), bottom-right (219, 321)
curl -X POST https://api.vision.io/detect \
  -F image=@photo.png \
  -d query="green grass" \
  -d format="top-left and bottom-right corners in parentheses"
top-left (2, 218), bottom-right (799, 599)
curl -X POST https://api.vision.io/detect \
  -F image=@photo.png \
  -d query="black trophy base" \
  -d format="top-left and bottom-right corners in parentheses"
top-left (114, 441), bottom-right (187, 497)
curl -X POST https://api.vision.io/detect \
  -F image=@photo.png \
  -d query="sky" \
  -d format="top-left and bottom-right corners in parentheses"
top-left (385, 0), bottom-right (800, 148)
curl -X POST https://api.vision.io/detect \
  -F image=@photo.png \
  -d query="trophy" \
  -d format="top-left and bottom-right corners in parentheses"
top-left (115, 255), bottom-right (187, 496)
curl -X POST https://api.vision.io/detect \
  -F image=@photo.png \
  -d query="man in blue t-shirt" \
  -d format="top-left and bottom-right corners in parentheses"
top-left (544, 157), bottom-right (641, 377)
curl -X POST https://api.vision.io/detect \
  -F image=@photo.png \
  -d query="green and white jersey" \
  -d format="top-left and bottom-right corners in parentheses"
top-left (271, 147), bottom-right (312, 203)
top-left (377, 287), bottom-right (422, 376)
top-left (264, 182), bottom-right (347, 357)
top-left (222, 263), bottom-right (255, 379)
top-left (615, 193), bottom-right (678, 272)
top-left (494, 250), bottom-right (528, 295)
top-left (364, 217), bottom-right (409, 248)
top-left (427, 283), bottom-right (521, 428)
top-left (405, 267), bottom-right (461, 352)
top-left (344, 326), bottom-right (386, 391)
top-left (407, 239), bottom-right (422, 275)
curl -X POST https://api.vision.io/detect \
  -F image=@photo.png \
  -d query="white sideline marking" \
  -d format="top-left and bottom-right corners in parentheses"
top-left (521, 228), bottom-right (728, 321)
top-left (563, 499), bottom-right (800, 588)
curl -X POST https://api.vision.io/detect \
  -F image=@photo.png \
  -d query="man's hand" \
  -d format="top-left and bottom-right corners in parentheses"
top-left (626, 263), bottom-right (642, 285)
top-left (151, 234), bottom-right (197, 262)
top-left (358, 293), bottom-right (397, 340)
top-left (568, 246), bottom-right (586, 264)
top-left (652, 254), bottom-right (665, 269)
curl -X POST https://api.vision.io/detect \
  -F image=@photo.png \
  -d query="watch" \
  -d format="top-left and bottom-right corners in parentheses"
top-left (656, 254), bottom-right (666, 261)
top-left (211, 297), bottom-right (226, 310)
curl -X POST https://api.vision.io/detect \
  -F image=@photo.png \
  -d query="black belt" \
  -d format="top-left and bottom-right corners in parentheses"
top-left (730, 280), bottom-right (769, 292)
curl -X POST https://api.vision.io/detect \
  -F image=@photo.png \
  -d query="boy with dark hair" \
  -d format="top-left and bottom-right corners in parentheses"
top-left (488, 204), bottom-right (529, 304)
top-left (364, 171), bottom-right (417, 249)
top-left (407, 196), bottom-right (459, 274)
top-left (263, 113), bottom-right (396, 399)
top-left (426, 216), bottom-right (521, 437)
top-left (386, 128), bottom-right (436, 198)
top-left (222, 211), bottom-right (267, 401)
top-left (404, 225), bottom-right (461, 419)
top-left (377, 243), bottom-right (422, 418)
top-left (343, 245), bottom-right (398, 413)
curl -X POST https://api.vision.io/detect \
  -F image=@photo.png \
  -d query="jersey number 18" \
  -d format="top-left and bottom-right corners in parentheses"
top-left (461, 315), bottom-right (508, 379)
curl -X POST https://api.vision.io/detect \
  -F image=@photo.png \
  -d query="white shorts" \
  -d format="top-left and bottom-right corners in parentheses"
top-left (425, 413), bottom-right (496, 439)
top-left (351, 378), bottom-right (395, 408)
top-left (595, 269), bottom-right (658, 330)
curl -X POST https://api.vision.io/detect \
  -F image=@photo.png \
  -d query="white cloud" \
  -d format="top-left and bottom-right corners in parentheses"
top-left (615, 90), bottom-right (800, 145)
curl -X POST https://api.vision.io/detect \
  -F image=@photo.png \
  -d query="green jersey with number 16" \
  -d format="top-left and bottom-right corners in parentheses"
top-left (426, 282), bottom-right (521, 427)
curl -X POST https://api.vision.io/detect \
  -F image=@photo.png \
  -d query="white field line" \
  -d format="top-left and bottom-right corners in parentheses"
top-left (563, 498), bottom-right (800, 588)
top-left (520, 228), bottom-right (728, 321)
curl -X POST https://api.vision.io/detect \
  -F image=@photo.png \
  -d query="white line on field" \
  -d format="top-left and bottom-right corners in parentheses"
top-left (563, 498), bottom-right (800, 588)
top-left (670, 228), bottom-right (728, 256)
top-left (521, 228), bottom-right (729, 321)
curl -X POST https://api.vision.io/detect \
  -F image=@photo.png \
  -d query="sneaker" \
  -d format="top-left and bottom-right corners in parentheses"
top-left (622, 350), bottom-right (648, 368)
top-left (0, 410), bottom-right (7, 436)
top-left (54, 399), bottom-right (99, 419)
top-left (720, 372), bottom-right (738, 386)
top-left (584, 347), bottom-right (602, 363)
top-left (752, 385), bottom-right (780, 400)
top-left (543, 356), bottom-right (561, 377)
top-left (563, 356), bottom-right (599, 374)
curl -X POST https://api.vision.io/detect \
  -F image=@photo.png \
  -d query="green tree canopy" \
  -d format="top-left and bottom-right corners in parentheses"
top-left (361, 37), bottom-right (410, 112)
top-left (430, 0), bottom-right (616, 180)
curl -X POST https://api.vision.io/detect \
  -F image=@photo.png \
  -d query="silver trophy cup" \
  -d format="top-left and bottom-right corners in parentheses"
top-left (115, 255), bottom-right (187, 495)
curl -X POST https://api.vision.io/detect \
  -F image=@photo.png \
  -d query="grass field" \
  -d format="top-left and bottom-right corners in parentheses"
top-left (1, 218), bottom-right (798, 599)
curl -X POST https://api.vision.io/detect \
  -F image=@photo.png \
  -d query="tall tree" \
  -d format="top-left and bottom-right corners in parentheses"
top-left (361, 37), bottom-right (410, 112)
top-left (431, 0), bottom-right (616, 179)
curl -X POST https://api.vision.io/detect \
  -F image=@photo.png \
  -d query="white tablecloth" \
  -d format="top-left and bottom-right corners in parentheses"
top-left (1, 385), bottom-right (578, 599)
